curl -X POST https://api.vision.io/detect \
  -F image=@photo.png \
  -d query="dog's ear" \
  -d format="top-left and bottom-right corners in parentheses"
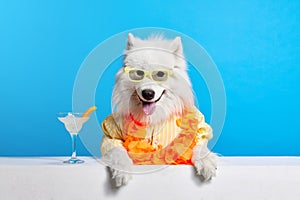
top-left (170, 37), bottom-right (183, 56)
top-left (126, 33), bottom-right (135, 50)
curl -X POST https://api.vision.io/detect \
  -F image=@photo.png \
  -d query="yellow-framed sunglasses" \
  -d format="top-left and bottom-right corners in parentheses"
top-left (124, 67), bottom-right (173, 82)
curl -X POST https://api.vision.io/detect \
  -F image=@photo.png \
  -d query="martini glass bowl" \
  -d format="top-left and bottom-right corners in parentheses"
top-left (57, 112), bottom-right (89, 164)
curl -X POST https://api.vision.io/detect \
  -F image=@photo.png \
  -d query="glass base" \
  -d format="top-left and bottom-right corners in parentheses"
top-left (63, 157), bottom-right (84, 164)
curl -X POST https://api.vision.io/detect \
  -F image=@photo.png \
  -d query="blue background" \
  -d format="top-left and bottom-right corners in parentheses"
top-left (0, 0), bottom-right (299, 156)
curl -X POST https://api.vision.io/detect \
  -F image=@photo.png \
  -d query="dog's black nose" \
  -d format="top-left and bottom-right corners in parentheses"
top-left (142, 89), bottom-right (155, 100)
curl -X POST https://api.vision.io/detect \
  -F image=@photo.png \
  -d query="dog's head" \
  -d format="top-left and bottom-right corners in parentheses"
top-left (112, 33), bottom-right (194, 125)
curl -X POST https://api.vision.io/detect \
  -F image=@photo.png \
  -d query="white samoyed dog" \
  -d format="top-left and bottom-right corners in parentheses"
top-left (101, 33), bottom-right (217, 187)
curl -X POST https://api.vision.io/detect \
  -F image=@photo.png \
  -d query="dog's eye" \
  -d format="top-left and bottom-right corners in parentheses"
top-left (136, 70), bottom-right (144, 77)
top-left (152, 71), bottom-right (168, 82)
top-left (129, 70), bottom-right (145, 81)
top-left (156, 71), bottom-right (165, 77)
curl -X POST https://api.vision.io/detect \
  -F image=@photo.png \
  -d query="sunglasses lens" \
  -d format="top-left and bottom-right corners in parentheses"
top-left (129, 69), bottom-right (145, 81)
top-left (152, 71), bottom-right (168, 82)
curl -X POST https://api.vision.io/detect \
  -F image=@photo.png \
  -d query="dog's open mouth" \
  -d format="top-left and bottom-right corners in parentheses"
top-left (138, 90), bottom-right (165, 115)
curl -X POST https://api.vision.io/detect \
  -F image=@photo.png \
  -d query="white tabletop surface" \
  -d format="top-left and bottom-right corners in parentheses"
top-left (0, 156), bottom-right (300, 200)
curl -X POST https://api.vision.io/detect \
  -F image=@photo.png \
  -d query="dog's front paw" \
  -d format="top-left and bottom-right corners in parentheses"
top-left (192, 145), bottom-right (217, 181)
top-left (102, 147), bottom-right (133, 187)
top-left (111, 168), bottom-right (132, 187)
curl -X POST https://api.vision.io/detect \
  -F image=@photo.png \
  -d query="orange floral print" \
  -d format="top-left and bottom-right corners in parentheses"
top-left (122, 107), bottom-right (204, 165)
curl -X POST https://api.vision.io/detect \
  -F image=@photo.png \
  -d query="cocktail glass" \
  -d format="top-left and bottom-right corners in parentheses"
top-left (57, 112), bottom-right (89, 164)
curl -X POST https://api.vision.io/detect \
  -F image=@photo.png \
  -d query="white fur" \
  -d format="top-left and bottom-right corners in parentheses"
top-left (113, 33), bottom-right (194, 124)
top-left (192, 145), bottom-right (217, 180)
top-left (105, 33), bottom-right (217, 187)
top-left (102, 147), bottom-right (133, 187)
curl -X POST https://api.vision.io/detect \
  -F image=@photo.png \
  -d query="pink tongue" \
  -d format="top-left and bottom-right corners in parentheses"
top-left (142, 102), bottom-right (156, 115)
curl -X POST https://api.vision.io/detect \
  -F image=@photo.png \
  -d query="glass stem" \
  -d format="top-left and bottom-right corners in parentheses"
top-left (71, 133), bottom-right (78, 159)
